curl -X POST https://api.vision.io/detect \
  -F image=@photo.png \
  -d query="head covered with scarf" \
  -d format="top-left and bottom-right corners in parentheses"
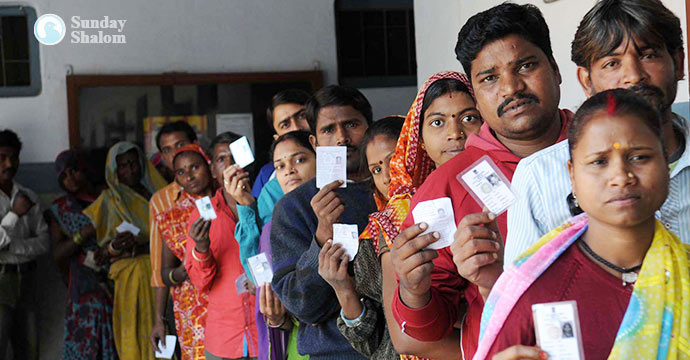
top-left (361, 71), bottom-right (475, 252)
top-left (83, 141), bottom-right (167, 245)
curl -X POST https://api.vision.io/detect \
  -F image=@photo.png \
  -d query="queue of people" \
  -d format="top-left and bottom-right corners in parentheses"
top-left (1, 0), bottom-right (689, 359)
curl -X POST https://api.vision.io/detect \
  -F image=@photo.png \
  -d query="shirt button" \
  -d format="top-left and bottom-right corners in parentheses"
top-left (245, 326), bottom-right (248, 330)
top-left (665, 223), bottom-right (672, 229)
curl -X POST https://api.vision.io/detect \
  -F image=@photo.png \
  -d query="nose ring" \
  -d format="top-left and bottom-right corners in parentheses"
top-left (627, 172), bottom-right (634, 179)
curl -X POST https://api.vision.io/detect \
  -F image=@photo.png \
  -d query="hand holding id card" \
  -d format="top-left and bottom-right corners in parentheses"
top-left (194, 196), bottom-right (217, 220)
top-left (457, 155), bottom-right (516, 215)
top-left (316, 146), bottom-right (347, 189)
top-left (411, 197), bottom-right (457, 249)
top-left (532, 301), bottom-right (584, 360)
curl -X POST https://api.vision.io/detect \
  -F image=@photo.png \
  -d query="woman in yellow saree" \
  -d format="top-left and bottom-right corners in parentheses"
top-left (84, 142), bottom-right (166, 360)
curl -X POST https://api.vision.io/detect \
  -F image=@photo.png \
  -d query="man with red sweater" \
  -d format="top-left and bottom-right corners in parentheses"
top-left (389, 3), bottom-right (573, 359)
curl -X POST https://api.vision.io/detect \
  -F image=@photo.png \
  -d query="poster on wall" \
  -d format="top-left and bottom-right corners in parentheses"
top-left (143, 115), bottom-right (207, 157)
top-left (216, 113), bottom-right (255, 152)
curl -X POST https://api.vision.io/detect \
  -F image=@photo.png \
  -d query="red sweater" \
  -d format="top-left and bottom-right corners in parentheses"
top-left (393, 110), bottom-right (572, 358)
top-left (486, 243), bottom-right (633, 359)
top-left (185, 189), bottom-right (258, 358)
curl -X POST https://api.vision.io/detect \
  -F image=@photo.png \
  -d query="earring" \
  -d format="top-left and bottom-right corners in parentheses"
top-left (460, 131), bottom-right (465, 138)
top-left (420, 143), bottom-right (426, 150)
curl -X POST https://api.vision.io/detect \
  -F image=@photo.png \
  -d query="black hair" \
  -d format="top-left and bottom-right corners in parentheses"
top-left (172, 149), bottom-right (209, 169)
top-left (568, 88), bottom-right (664, 158)
top-left (572, 0), bottom-right (683, 69)
top-left (305, 85), bottom-right (373, 134)
top-left (269, 130), bottom-right (315, 161)
top-left (0, 129), bottom-right (22, 153)
top-left (455, 3), bottom-right (554, 78)
top-left (266, 89), bottom-right (311, 133)
top-left (419, 78), bottom-right (473, 136)
top-left (155, 121), bottom-right (197, 152)
top-left (360, 116), bottom-right (405, 193)
top-left (209, 131), bottom-right (242, 152)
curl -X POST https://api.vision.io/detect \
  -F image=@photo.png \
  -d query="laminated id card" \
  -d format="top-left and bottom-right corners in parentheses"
top-left (457, 155), bottom-right (515, 215)
top-left (532, 300), bottom-right (584, 360)
top-left (195, 196), bottom-right (217, 221)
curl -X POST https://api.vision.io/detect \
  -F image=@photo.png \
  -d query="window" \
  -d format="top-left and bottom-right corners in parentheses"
top-left (335, 0), bottom-right (416, 88)
top-left (0, 6), bottom-right (40, 97)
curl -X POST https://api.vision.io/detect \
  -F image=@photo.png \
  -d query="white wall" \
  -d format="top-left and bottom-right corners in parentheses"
top-left (1, 0), bottom-right (416, 163)
top-left (414, 0), bottom-right (689, 111)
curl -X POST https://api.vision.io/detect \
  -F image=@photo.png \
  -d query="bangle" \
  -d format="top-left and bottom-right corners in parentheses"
top-left (192, 247), bottom-right (210, 262)
top-left (267, 316), bottom-right (287, 328)
top-left (72, 232), bottom-right (85, 246)
top-left (168, 269), bottom-right (180, 285)
top-left (340, 300), bottom-right (366, 328)
top-left (108, 241), bottom-right (122, 256)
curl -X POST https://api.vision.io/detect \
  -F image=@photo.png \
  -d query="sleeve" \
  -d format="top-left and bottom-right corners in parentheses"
top-left (184, 210), bottom-right (217, 293)
top-left (504, 161), bottom-right (548, 268)
top-left (392, 172), bottom-right (468, 342)
top-left (83, 193), bottom-right (116, 246)
top-left (149, 198), bottom-right (166, 287)
top-left (5, 203), bottom-right (50, 257)
top-left (336, 297), bottom-right (384, 357)
top-left (251, 162), bottom-right (275, 199)
top-left (270, 196), bottom-right (340, 325)
top-left (0, 211), bottom-right (19, 249)
top-left (234, 203), bottom-right (260, 281)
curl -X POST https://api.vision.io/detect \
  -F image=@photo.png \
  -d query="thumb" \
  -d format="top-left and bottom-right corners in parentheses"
top-left (482, 207), bottom-right (503, 242)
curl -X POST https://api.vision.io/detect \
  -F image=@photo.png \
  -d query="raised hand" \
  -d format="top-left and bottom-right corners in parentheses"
top-left (189, 217), bottom-right (212, 253)
top-left (451, 211), bottom-right (504, 298)
top-left (223, 164), bottom-right (254, 206)
top-left (310, 180), bottom-right (345, 246)
top-left (390, 223), bottom-right (440, 309)
top-left (318, 240), bottom-right (355, 294)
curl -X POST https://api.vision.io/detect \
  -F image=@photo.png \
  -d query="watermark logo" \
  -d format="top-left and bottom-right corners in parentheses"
top-left (34, 14), bottom-right (66, 45)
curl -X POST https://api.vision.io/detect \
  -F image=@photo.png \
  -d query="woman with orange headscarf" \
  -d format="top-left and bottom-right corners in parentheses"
top-left (319, 71), bottom-right (482, 359)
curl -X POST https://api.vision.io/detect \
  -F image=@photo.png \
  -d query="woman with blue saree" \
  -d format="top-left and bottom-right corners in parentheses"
top-left (475, 89), bottom-right (689, 360)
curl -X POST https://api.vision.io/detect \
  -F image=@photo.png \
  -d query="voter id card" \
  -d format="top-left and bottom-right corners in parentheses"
top-left (411, 197), bottom-right (457, 250)
top-left (229, 136), bottom-right (255, 168)
top-left (532, 300), bottom-right (584, 360)
top-left (194, 196), bottom-right (217, 220)
top-left (457, 155), bottom-right (515, 215)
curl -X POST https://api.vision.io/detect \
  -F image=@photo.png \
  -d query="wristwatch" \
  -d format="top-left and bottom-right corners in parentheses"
top-left (340, 300), bottom-right (366, 328)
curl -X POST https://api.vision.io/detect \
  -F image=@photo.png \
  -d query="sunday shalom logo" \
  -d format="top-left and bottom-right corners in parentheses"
top-left (70, 16), bottom-right (127, 44)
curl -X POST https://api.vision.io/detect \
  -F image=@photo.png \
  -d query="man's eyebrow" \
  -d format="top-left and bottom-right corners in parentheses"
top-left (475, 66), bottom-right (496, 78)
top-left (510, 55), bottom-right (537, 66)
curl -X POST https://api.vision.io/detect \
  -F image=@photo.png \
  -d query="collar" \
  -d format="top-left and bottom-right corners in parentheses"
top-left (670, 113), bottom-right (690, 177)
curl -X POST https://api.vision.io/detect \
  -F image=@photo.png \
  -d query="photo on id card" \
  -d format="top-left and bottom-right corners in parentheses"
top-left (456, 155), bottom-right (515, 215)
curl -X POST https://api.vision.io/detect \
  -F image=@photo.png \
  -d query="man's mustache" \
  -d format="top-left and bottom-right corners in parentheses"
top-left (497, 93), bottom-right (541, 117)
top-left (629, 84), bottom-right (664, 101)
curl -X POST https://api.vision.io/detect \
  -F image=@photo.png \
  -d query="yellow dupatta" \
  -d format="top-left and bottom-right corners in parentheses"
top-left (83, 141), bottom-right (166, 360)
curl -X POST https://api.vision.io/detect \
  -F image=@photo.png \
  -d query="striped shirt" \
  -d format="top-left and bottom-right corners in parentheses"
top-left (505, 114), bottom-right (690, 267)
top-left (149, 181), bottom-right (183, 287)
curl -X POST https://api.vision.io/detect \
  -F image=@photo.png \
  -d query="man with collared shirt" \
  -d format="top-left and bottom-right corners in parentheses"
top-left (148, 120), bottom-right (198, 352)
top-left (270, 85), bottom-right (375, 359)
top-left (0, 129), bottom-right (49, 360)
top-left (388, 4), bottom-right (573, 359)
top-left (505, 0), bottom-right (689, 266)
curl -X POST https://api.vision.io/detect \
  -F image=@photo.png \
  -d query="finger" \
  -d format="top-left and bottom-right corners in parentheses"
top-left (492, 345), bottom-right (545, 360)
top-left (160, 334), bottom-right (166, 347)
top-left (459, 211), bottom-right (497, 228)
top-left (312, 180), bottom-right (344, 202)
top-left (461, 252), bottom-right (499, 272)
top-left (394, 223), bottom-right (429, 249)
top-left (150, 335), bottom-right (161, 353)
top-left (454, 238), bottom-right (501, 261)
top-left (398, 248), bottom-right (439, 275)
top-left (265, 284), bottom-right (275, 311)
top-left (259, 284), bottom-right (268, 313)
top-left (331, 204), bottom-right (346, 221)
top-left (315, 191), bottom-right (339, 209)
top-left (223, 164), bottom-right (240, 181)
top-left (318, 240), bottom-right (331, 265)
top-left (398, 232), bottom-right (440, 259)
top-left (338, 254), bottom-right (350, 275)
top-left (457, 225), bottom-right (500, 243)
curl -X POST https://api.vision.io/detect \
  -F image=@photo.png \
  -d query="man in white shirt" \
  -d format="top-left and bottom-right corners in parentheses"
top-left (0, 129), bottom-right (49, 360)
top-left (505, 0), bottom-right (689, 266)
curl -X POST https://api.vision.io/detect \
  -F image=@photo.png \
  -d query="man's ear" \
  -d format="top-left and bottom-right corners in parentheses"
top-left (576, 66), bottom-right (595, 98)
top-left (673, 48), bottom-right (685, 81)
top-left (309, 134), bottom-right (317, 151)
top-left (550, 58), bottom-right (562, 85)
